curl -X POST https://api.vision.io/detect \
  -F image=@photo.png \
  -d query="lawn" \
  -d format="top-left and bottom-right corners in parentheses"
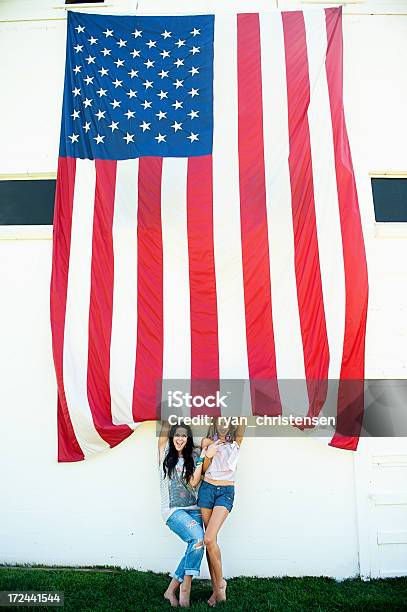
top-left (0, 566), bottom-right (406, 611)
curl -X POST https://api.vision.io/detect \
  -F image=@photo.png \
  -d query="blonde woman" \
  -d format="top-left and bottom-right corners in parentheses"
top-left (198, 418), bottom-right (245, 606)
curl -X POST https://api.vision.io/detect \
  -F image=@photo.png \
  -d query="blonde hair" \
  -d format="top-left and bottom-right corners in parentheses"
top-left (206, 417), bottom-right (237, 442)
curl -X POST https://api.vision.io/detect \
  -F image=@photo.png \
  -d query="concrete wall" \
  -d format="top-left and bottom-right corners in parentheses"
top-left (0, 0), bottom-right (406, 578)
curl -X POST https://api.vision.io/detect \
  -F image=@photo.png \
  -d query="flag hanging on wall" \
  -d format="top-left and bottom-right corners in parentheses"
top-left (50, 7), bottom-right (369, 462)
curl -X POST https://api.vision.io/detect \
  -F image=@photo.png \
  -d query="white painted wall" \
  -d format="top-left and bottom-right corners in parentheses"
top-left (0, 0), bottom-right (406, 579)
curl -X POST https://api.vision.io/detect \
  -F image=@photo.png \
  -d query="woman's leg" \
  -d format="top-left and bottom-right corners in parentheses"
top-left (166, 509), bottom-right (205, 608)
top-left (164, 577), bottom-right (181, 607)
top-left (202, 506), bottom-right (229, 604)
top-left (178, 510), bottom-right (205, 608)
top-left (200, 508), bottom-right (217, 606)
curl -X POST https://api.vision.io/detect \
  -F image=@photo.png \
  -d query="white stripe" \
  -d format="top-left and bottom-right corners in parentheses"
top-left (161, 158), bottom-right (191, 419)
top-left (260, 12), bottom-right (309, 417)
top-left (212, 14), bottom-right (251, 417)
top-left (63, 159), bottom-right (110, 456)
top-left (304, 9), bottom-right (346, 383)
top-left (304, 9), bottom-right (346, 429)
top-left (110, 159), bottom-right (140, 427)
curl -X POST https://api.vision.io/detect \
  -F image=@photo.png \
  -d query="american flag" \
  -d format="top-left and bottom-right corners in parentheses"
top-left (51, 7), bottom-right (368, 462)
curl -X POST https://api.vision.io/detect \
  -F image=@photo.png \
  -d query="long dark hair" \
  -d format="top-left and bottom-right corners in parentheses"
top-left (163, 423), bottom-right (195, 483)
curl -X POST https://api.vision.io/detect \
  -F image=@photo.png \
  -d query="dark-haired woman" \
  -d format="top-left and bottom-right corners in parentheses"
top-left (158, 421), bottom-right (216, 608)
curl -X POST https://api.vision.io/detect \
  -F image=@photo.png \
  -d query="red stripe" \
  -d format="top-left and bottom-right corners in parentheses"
top-left (325, 7), bottom-right (368, 450)
top-left (282, 11), bottom-right (329, 418)
top-left (87, 160), bottom-right (133, 446)
top-left (50, 157), bottom-right (84, 462)
top-left (187, 155), bottom-right (220, 417)
top-left (237, 14), bottom-right (281, 417)
top-left (132, 157), bottom-right (164, 421)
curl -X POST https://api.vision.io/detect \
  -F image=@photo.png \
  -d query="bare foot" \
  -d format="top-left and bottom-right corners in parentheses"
top-left (164, 589), bottom-right (179, 607)
top-left (216, 578), bottom-right (227, 603)
top-left (207, 591), bottom-right (217, 607)
top-left (179, 586), bottom-right (190, 608)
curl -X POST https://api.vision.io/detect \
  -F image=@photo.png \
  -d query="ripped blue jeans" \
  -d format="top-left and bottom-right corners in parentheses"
top-left (166, 508), bottom-right (205, 582)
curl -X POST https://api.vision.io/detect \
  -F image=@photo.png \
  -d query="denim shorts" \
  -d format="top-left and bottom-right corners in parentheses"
top-left (197, 480), bottom-right (235, 513)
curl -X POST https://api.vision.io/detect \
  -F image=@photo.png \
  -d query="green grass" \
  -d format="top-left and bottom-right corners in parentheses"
top-left (0, 565), bottom-right (406, 611)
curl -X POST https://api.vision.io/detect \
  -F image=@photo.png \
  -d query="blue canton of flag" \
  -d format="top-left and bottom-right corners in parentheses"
top-left (60, 11), bottom-right (214, 159)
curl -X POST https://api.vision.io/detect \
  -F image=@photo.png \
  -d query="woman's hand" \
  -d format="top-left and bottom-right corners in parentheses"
top-left (205, 440), bottom-right (221, 459)
top-left (200, 436), bottom-right (212, 450)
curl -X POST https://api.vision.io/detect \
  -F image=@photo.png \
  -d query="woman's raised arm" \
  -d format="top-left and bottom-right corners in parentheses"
top-left (158, 420), bottom-right (170, 453)
top-left (235, 423), bottom-right (246, 447)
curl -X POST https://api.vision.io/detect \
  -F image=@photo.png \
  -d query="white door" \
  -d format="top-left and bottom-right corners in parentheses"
top-left (354, 437), bottom-right (407, 578)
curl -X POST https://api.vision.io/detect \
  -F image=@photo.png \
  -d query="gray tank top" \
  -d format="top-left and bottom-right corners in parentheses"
top-left (158, 441), bottom-right (200, 522)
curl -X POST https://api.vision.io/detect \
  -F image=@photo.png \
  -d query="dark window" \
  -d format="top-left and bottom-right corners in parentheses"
top-left (65, 0), bottom-right (104, 4)
top-left (0, 180), bottom-right (56, 225)
top-left (371, 177), bottom-right (407, 222)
